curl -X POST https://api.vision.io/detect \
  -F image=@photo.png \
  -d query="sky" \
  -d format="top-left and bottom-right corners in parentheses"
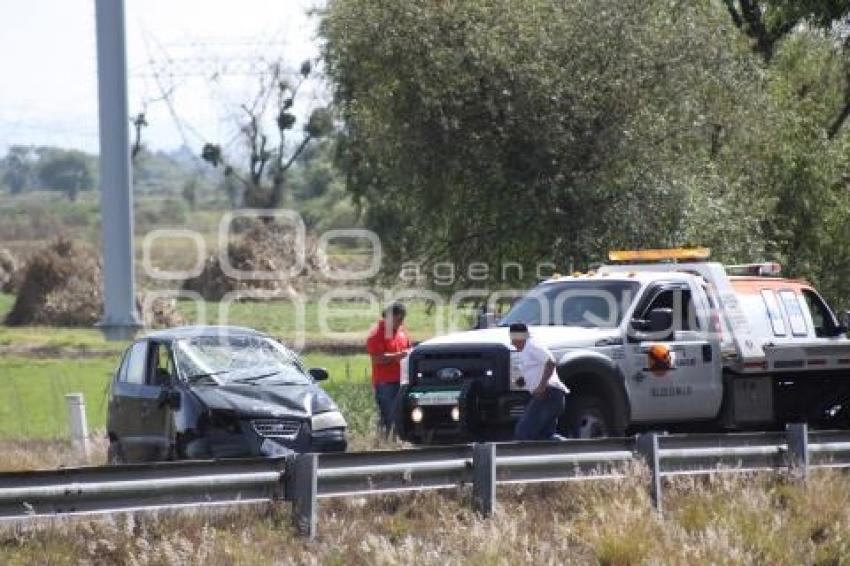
top-left (0, 0), bottom-right (325, 155)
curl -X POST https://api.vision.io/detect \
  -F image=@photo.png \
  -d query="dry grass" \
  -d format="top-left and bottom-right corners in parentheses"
top-left (0, 437), bottom-right (108, 472)
top-left (2, 465), bottom-right (850, 564)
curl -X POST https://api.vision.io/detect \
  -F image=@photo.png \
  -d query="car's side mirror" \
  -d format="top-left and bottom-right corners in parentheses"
top-left (631, 308), bottom-right (675, 341)
top-left (309, 367), bottom-right (329, 381)
top-left (648, 308), bottom-right (674, 334)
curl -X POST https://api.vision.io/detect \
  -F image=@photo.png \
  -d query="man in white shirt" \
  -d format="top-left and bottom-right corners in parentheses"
top-left (510, 322), bottom-right (569, 441)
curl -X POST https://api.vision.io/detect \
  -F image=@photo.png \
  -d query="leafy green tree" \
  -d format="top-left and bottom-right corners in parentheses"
top-left (290, 139), bottom-right (359, 231)
top-left (35, 149), bottom-right (96, 202)
top-left (321, 0), bottom-right (768, 286)
top-left (1, 146), bottom-right (35, 195)
top-left (750, 32), bottom-right (850, 306)
top-left (723, 1), bottom-right (850, 138)
top-left (722, 0), bottom-right (850, 61)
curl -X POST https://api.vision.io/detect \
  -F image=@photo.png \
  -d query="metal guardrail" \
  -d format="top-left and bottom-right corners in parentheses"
top-left (0, 457), bottom-right (287, 518)
top-left (2, 424), bottom-right (850, 539)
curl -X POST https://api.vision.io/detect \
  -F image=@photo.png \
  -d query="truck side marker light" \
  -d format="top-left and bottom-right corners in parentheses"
top-left (648, 345), bottom-right (674, 376)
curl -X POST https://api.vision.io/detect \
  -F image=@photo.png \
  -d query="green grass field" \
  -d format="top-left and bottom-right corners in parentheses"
top-left (0, 353), bottom-right (373, 440)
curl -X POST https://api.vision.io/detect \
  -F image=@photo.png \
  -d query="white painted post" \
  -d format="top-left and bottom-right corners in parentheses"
top-left (65, 393), bottom-right (89, 462)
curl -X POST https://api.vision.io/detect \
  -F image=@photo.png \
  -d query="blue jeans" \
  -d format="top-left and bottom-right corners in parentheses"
top-left (514, 387), bottom-right (566, 441)
top-left (374, 382), bottom-right (400, 435)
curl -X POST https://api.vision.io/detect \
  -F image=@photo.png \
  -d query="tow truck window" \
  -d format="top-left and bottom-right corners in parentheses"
top-left (641, 287), bottom-right (700, 331)
top-left (779, 290), bottom-right (808, 337)
top-left (802, 289), bottom-right (838, 338)
top-left (760, 290), bottom-right (786, 337)
top-left (499, 280), bottom-right (640, 328)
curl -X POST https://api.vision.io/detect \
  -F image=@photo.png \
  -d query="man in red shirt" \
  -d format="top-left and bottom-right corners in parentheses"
top-left (366, 303), bottom-right (412, 436)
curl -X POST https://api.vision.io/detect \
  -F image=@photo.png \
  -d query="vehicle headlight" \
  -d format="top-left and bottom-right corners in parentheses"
top-left (411, 406), bottom-right (424, 423)
top-left (311, 411), bottom-right (347, 431)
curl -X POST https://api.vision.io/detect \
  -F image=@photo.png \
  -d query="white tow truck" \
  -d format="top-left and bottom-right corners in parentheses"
top-left (396, 248), bottom-right (850, 443)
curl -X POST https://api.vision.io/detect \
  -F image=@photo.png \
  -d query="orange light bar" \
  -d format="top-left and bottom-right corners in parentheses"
top-left (608, 247), bottom-right (711, 263)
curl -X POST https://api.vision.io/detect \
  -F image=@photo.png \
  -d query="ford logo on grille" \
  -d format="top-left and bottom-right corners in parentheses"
top-left (436, 367), bottom-right (463, 381)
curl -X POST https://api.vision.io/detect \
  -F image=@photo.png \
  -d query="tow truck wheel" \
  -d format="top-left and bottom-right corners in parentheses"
top-left (563, 395), bottom-right (612, 438)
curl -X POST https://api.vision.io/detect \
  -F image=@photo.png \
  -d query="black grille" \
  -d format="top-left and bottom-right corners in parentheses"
top-left (409, 343), bottom-right (511, 392)
top-left (252, 419), bottom-right (301, 439)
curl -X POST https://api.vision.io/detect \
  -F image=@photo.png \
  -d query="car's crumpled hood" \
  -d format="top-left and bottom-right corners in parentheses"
top-left (191, 382), bottom-right (337, 418)
top-left (421, 325), bottom-right (619, 352)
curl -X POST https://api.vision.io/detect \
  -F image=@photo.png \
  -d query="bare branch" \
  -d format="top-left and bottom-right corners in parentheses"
top-left (280, 135), bottom-right (312, 174)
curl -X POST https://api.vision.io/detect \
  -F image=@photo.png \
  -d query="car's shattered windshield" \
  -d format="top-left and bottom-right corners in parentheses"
top-left (173, 335), bottom-right (310, 385)
top-left (499, 280), bottom-right (640, 328)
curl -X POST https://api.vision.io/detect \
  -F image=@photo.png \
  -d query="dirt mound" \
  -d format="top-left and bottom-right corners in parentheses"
top-left (4, 238), bottom-right (183, 329)
top-left (0, 249), bottom-right (18, 293)
top-left (5, 238), bottom-right (102, 326)
top-left (139, 294), bottom-right (186, 329)
top-left (183, 220), bottom-right (328, 300)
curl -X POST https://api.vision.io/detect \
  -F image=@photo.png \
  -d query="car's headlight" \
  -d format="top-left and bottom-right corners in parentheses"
top-left (311, 411), bottom-right (347, 431)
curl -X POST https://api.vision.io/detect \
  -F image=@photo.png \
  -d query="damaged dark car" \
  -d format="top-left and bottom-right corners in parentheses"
top-left (106, 326), bottom-right (347, 463)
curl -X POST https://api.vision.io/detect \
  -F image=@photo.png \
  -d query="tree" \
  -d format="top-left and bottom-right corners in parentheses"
top-left (289, 139), bottom-right (358, 231)
top-left (201, 61), bottom-right (333, 209)
top-left (1, 146), bottom-right (35, 195)
top-left (723, 0), bottom-right (850, 60)
top-left (35, 149), bottom-right (96, 201)
top-left (723, 1), bottom-right (850, 138)
top-left (321, 0), bottom-right (769, 286)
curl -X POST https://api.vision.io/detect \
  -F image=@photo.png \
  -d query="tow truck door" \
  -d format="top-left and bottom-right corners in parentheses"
top-left (625, 282), bottom-right (723, 422)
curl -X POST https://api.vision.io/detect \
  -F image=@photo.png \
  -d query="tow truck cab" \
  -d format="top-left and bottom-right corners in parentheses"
top-left (396, 248), bottom-right (850, 444)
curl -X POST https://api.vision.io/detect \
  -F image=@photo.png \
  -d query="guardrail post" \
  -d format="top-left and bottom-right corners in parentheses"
top-left (472, 442), bottom-right (496, 517)
top-left (636, 432), bottom-right (662, 514)
top-left (786, 422), bottom-right (809, 481)
top-left (293, 453), bottom-right (318, 539)
top-left (65, 393), bottom-right (89, 463)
